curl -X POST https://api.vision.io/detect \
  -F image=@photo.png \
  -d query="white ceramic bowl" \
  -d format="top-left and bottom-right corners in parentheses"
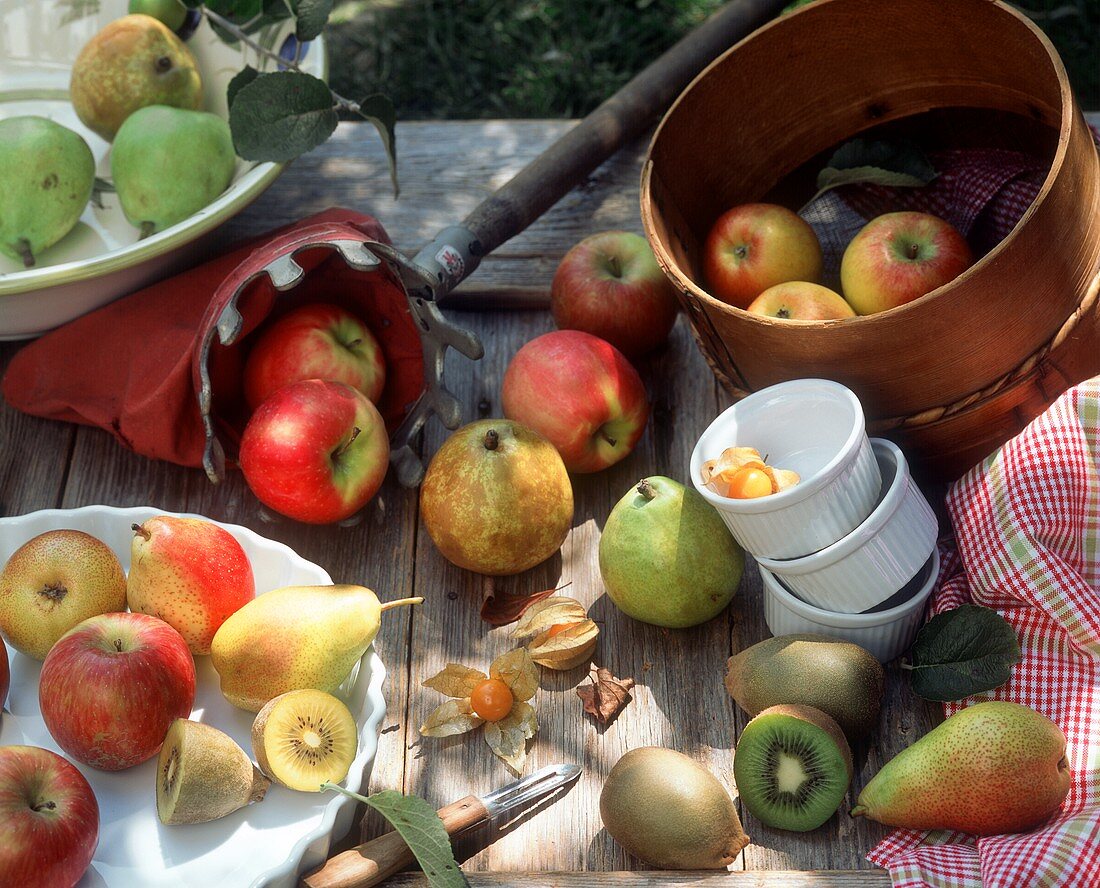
top-left (759, 546), bottom-right (940, 663)
top-left (0, 0), bottom-right (327, 340)
top-left (0, 505), bottom-right (386, 888)
top-left (755, 438), bottom-right (938, 613)
top-left (690, 378), bottom-right (881, 558)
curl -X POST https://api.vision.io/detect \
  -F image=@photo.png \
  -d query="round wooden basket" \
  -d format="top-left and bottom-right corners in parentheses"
top-left (641, 0), bottom-right (1100, 481)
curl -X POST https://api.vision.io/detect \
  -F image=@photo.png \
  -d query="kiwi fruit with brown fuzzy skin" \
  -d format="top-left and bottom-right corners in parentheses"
top-left (733, 704), bottom-right (852, 832)
top-left (157, 719), bottom-right (270, 825)
top-left (252, 689), bottom-right (358, 792)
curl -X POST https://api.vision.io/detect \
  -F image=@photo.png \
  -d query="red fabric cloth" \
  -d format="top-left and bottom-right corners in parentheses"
top-left (1, 209), bottom-right (425, 470)
top-left (869, 378), bottom-right (1100, 887)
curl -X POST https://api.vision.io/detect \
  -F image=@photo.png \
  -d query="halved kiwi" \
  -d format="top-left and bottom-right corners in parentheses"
top-left (157, 718), bottom-right (270, 825)
top-left (251, 689), bottom-right (358, 792)
top-left (733, 704), bottom-right (853, 832)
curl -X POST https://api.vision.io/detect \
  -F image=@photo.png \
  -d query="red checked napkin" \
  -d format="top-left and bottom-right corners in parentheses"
top-left (869, 377), bottom-right (1100, 887)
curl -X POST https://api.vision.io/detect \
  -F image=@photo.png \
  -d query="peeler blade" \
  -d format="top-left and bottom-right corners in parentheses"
top-left (480, 763), bottom-right (582, 821)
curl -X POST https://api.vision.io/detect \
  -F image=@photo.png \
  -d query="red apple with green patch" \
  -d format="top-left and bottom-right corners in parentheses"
top-left (239, 379), bottom-right (390, 524)
top-left (39, 612), bottom-right (195, 771)
top-left (502, 330), bottom-right (649, 473)
top-left (551, 231), bottom-right (679, 357)
top-left (703, 203), bottom-right (823, 308)
top-left (747, 281), bottom-right (855, 321)
top-left (0, 745), bottom-right (99, 888)
top-left (840, 211), bottom-right (973, 315)
top-left (127, 516), bottom-right (255, 655)
top-left (243, 303), bottom-right (386, 409)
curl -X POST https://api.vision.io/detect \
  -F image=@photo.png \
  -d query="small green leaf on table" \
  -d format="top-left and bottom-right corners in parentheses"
top-left (354, 93), bottom-right (399, 197)
top-left (229, 70), bottom-right (338, 162)
top-left (293, 0), bottom-right (333, 41)
top-left (812, 138), bottom-right (937, 203)
top-left (323, 784), bottom-right (470, 888)
top-left (905, 604), bottom-right (1022, 702)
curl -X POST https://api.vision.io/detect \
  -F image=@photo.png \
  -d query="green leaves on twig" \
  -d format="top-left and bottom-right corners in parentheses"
top-left (321, 785), bottom-right (469, 888)
top-left (904, 604), bottom-right (1021, 702)
top-left (229, 70), bottom-right (338, 162)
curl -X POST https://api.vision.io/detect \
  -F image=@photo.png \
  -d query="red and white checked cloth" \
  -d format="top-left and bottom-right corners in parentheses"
top-left (868, 378), bottom-right (1100, 887)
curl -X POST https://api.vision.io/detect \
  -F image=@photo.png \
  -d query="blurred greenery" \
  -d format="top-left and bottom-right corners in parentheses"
top-left (327, 0), bottom-right (1098, 119)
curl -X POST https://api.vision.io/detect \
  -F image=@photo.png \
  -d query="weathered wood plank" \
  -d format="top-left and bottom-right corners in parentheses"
top-left (383, 872), bottom-right (891, 886)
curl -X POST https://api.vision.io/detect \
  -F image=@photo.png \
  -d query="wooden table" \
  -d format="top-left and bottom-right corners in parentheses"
top-left (0, 120), bottom-right (946, 886)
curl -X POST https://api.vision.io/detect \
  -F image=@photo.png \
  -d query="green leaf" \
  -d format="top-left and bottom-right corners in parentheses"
top-left (354, 93), bottom-right (399, 197)
top-left (229, 71), bottom-right (337, 162)
top-left (814, 138), bottom-right (936, 197)
top-left (227, 65), bottom-right (260, 109)
top-left (293, 0), bottom-right (332, 40)
top-left (321, 785), bottom-right (469, 888)
top-left (907, 604), bottom-right (1022, 702)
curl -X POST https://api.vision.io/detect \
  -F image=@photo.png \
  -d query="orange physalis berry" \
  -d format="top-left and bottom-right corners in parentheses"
top-left (726, 466), bottom-right (773, 499)
top-left (545, 623), bottom-right (573, 638)
top-left (470, 678), bottom-right (514, 722)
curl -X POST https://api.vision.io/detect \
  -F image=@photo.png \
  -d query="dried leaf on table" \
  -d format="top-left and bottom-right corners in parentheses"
top-left (526, 620), bottom-right (600, 670)
top-left (511, 596), bottom-right (590, 638)
top-left (577, 665), bottom-right (636, 724)
top-left (479, 585), bottom-right (566, 626)
top-left (423, 663), bottom-right (487, 698)
top-left (420, 698), bottom-right (484, 737)
top-left (489, 648), bottom-right (539, 702)
top-left (483, 701), bottom-right (538, 773)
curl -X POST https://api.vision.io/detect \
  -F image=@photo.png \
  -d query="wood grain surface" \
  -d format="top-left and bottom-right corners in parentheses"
top-left (0, 120), bottom-right (949, 883)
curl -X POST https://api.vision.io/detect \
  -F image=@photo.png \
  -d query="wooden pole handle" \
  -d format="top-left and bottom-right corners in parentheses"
top-left (447, 0), bottom-right (787, 283)
top-left (300, 796), bottom-right (488, 888)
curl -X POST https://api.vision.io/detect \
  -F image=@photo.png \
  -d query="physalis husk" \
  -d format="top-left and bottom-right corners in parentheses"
top-left (420, 649), bottom-right (540, 773)
top-left (512, 596), bottom-right (599, 670)
top-left (701, 446), bottom-right (800, 499)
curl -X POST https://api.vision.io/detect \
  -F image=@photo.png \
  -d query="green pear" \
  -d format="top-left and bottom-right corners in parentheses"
top-left (0, 117), bottom-right (94, 267)
top-left (599, 476), bottom-right (744, 628)
top-left (128, 0), bottom-right (187, 32)
top-left (209, 585), bottom-right (421, 712)
top-left (70, 14), bottom-right (202, 141)
top-left (111, 105), bottom-right (236, 237)
top-left (851, 701), bottom-right (1071, 835)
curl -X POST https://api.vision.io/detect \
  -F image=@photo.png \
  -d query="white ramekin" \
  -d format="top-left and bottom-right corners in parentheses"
top-left (754, 439), bottom-right (938, 613)
top-left (759, 547), bottom-right (940, 663)
top-left (690, 379), bottom-right (881, 558)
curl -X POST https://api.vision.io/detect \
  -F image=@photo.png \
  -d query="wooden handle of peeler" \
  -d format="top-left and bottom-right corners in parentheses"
top-left (446, 0), bottom-right (787, 287)
top-left (300, 795), bottom-right (487, 888)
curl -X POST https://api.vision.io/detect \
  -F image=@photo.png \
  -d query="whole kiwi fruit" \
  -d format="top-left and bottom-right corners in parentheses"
top-left (600, 747), bottom-right (749, 869)
top-left (725, 634), bottom-right (884, 741)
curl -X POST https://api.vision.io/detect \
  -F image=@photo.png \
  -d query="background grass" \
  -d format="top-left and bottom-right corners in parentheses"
top-left (327, 0), bottom-right (1098, 119)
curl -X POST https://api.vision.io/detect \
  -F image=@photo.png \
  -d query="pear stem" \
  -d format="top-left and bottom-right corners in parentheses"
top-left (132, 522), bottom-right (151, 541)
top-left (380, 596), bottom-right (424, 612)
top-left (637, 478), bottom-right (656, 500)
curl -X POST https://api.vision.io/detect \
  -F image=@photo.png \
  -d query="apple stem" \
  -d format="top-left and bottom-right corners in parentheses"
top-left (132, 522), bottom-right (151, 541)
top-left (483, 429), bottom-right (500, 451)
top-left (380, 596), bottom-right (424, 613)
top-left (907, 242), bottom-right (920, 260)
top-left (113, 638), bottom-right (124, 652)
top-left (332, 427), bottom-right (362, 462)
top-left (637, 478), bottom-right (656, 500)
top-left (599, 428), bottom-right (618, 447)
top-left (345, 338), bottom-right (363, 349)
top-left (31, 799), bottom-right (57, 813)
top-left (607, 254), bottom-right (622, 279)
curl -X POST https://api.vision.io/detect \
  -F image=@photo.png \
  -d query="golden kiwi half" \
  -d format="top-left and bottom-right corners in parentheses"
top-left (252, 689), bottom-right (358, 792)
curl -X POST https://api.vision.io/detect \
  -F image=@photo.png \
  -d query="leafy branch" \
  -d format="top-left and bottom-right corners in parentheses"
top-left (181, 0), bottom-right (397, 192)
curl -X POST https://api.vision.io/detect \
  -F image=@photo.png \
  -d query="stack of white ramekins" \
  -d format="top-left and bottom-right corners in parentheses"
top-left (690, 379), bottom-right (939, 662)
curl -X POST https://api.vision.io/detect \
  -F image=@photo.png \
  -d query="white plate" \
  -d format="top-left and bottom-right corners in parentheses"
top-left (0, 505), bottom-right (387, 888)
top-left (0, 0), bottom-right (327, 339)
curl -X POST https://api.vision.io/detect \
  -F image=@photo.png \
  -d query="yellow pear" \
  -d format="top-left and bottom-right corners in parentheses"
top-left (210, 585), bottom-right (420, 712)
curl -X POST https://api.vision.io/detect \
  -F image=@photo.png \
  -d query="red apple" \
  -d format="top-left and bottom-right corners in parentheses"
top-left (551, 231), bottom-right (679, 358)
top-left (39, 612), bottom-right (195, 771)
top-left (746, 281), bottom-right (855, 321)
top-left (840, 211), bottom-right (973, 314)
top-left (128, 516), bottom-right (255, 655)
top-left (243, 303), bottom-right (387, 409)
top-left (502, 330), bottom-right (649, 473)
top-left (239, 379), bottom-right (390, 523)
top-left (0, 746), bottom-right (99, 888)
top-left (703, 203), bottom-right (823, 308)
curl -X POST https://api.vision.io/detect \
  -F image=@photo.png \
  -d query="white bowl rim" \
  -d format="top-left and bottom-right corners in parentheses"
top-left (759, 545), bottom-right (940, 628)
top-left (755, 438), bottom-right (911, 574)
top-left (690, 378), bottom-right (867, 514)
top-left (0, 503), bottom-right (387, 888)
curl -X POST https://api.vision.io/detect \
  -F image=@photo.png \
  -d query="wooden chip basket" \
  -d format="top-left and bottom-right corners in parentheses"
top-left (641, 0), bottom-right (1100, 480)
